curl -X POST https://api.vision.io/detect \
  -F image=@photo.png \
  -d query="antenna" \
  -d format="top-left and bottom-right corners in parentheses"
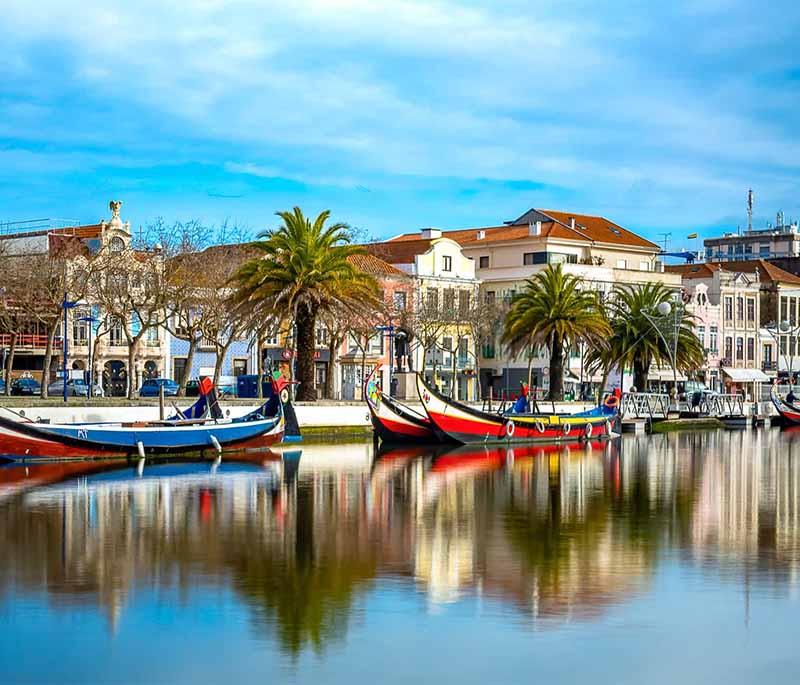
top-left (747, 188), bottom-right (754, 232)
top-left (658, 232), bottom-right (671, 252)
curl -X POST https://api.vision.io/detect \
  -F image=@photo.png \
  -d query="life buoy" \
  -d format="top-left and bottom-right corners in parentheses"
top-left (280, 388), bottom-right (290, 404)
top-left (585, 422), bottom-right (593, 438)
top-left (505, 420), bottom-right (516, 437)
top-left (604, 394), bottom-right (620, 409)
top-left (535, 420), bottom-right (545, 434)
top-left (562, 422), bottom-right (571, 436)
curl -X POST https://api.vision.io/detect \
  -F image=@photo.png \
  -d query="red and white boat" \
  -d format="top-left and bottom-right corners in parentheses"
top-left (364, 368), bottom-right (442, 443)
top-left (770, 385), bottom-right (800, 425)
top-left (416, 374), bottom-right (618, 445)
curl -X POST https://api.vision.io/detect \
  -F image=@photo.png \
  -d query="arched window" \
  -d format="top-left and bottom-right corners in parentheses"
top-left (109, 236), bottom-right (125, 252)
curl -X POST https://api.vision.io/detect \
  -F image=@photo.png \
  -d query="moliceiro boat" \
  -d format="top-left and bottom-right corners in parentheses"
top-left (416, 374), bottom-right (619, 445)
top-left (0, 377), bottom-right (291, 460)
top-left (365, 367), bottom-right (443, 443)
top-left (770, 385), bottom-right (800, 425)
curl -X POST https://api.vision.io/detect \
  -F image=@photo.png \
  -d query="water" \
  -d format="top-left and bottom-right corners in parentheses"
top-left (2, 430), bottom-right (800, 684)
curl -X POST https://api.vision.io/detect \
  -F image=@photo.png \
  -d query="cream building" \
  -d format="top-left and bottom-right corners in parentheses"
top-left (383, 209), bottom-right (681, 397)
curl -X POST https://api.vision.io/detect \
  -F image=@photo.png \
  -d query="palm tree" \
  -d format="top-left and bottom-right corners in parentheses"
top-left (592, 282), bottom-right (705, 391)
top-left (230, 207), bottom-right (379, 401)
top-left (502, 264), bottom-right (611, 400)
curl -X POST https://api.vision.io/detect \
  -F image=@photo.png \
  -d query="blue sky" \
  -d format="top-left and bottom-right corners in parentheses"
top-left (1, 0), bottom-right (799, 249)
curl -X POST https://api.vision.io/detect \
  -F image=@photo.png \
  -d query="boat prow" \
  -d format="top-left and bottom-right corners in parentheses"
top-left (771, 385), bottom-right (800, 425)
top-left (364, 368), bottom-right (442, 443)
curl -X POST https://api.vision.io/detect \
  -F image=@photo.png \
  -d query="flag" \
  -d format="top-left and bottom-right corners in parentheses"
top-left (687, 232), bottom-right (698, 239)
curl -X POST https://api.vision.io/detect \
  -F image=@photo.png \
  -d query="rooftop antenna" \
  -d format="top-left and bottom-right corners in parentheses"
top-left (658, 232), bottom-right (671, 252)
top-left (746, 188), bottom-right (754, 233)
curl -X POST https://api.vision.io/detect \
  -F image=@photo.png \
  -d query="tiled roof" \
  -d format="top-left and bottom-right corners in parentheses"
top-left (347, 252), bottom-right (408, 276)
top-left (0, 223), bottom-right (103, 242)
top-left (384, 208), bottom-right (659, 250)
top-left (664, 263), bottom-right (721, 278)
top-left (366, 239), bottom-right (434, 264)
top-left (708, 259), bottom-right (800, 285)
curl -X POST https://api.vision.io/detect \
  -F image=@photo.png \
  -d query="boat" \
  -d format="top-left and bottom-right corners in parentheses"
top-left (416, 374), bottom-right (618, 445)
top-left (365, 367), bottom-right (442, 443)
top-left (770, 385), bottom-right (800, 425)
top-left (0, 377), bottom-right (289, 459)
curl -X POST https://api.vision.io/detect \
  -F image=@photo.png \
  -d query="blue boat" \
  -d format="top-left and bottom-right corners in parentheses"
top-left (0, 377), bottom-right (292, 457)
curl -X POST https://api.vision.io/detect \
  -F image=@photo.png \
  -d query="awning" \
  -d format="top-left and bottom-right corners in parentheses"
top-left (721, 367), bottom-right (770, 382)
top-left (648, 368), bottom-right (687, 382)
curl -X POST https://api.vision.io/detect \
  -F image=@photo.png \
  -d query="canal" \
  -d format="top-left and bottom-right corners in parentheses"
top-left (2, 430), bottom-right (800, 683)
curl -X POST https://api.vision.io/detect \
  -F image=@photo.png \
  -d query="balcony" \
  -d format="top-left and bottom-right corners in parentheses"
top-left (763, 360), bottom-right (777, 372)
top-left (0, 334), bottom-right (63, 350)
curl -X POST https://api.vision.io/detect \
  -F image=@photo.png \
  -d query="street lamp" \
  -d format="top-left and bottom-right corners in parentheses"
top-left (61, 293), bottom-right (79, 403)
top-left (78, 313), bottom-right (100, 399)
top-left (766, 319), bottom-right (800, 383)
top-left (375, 324), bottom-right (395, 396)
top-left (642, 294), bottom-right (682, 396)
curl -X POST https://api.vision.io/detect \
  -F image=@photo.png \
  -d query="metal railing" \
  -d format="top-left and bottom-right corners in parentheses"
top-left (0, 334), bottom-right (63, 348)
top-left (620, 393), bottom-right (670, 419)
top-left (702, 393), bottom-right (745, 417)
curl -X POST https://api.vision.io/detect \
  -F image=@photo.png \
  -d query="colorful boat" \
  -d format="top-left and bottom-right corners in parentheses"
top-left (770, 385), bottom-right (800, 425)
top-left (0, 379), bottom-right (288, 459)
top-left (416, 374), bottom-right (618, 445)
top-left (365, 368), bottom-right (442, 443)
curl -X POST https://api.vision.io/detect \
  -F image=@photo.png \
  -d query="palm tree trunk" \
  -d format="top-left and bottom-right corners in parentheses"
top-left (633, 357), bottom-right (648, 391)
top-left (597, 366), bottom-right (610, 405)
top-left (549, 337), bottom-right (564, 401)
top-left (325, 335), bottom-right (337, 399)
top-left (295, 306), bottom-right (317, 401)
top-left (257, 333), bottom-right (265, 401)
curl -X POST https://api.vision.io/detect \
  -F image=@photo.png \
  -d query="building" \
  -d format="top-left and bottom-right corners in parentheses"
top-left (704, 213), bottom-right (800, 262)
top-left (367, 235), bottom-right (481, 400)
top-left (382, 209), bottom-right (680, 397)
top-left (0, 201), bottom-right (167, 395)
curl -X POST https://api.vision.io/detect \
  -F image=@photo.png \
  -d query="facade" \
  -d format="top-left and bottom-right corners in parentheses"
top-left (367, 236), bottom-right (481, 400)
top-left (0, 202), bottom-right (168, 395)
top-left (382, 209), bottom-right (680, 398)
top-left (704, 214), bottom-right (800, 262)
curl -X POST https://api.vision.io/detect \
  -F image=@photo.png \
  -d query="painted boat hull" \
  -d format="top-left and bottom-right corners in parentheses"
top-left (770, 387), bottom-right (800, 425)
top-left (0, 408), bottom-right (284, 457)
top-left (416, 374), bottom-right (617, 445)
top-left (365, 374), bottom-right (441, 443)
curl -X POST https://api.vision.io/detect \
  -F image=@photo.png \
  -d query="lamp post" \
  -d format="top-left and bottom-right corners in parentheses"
top-left (61, 293), bottom-right (78, 403)
top-left (766, 320), bottom-right (800, 384)
top-left (78, 314), bottom-right (100, 399)
top-left (641, 294), bottom-right (682, 396)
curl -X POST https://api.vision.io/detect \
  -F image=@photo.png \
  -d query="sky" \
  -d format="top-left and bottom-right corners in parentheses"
top-left (1, 0), bottom-right (799, 249)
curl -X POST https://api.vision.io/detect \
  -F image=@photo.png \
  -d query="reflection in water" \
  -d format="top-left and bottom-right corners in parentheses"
top-left (2, 430), bottom-right (800, 660)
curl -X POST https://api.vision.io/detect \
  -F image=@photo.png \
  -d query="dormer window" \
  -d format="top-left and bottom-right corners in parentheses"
top-left (110, 236), bottom-right (125, 252)
top-left (443, 255), bottom-right (452, 272)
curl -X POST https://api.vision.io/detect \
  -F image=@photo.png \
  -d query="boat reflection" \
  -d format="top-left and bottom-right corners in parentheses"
top-left (2, 431), bottom-right (800, 655)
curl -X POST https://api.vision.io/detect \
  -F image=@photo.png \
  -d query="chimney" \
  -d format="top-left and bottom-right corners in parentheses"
top-left (569, 217), bottom-right (576, 230)
top-left (476, 230), bottom-right (485, 240)
top-left (528, 220), bottom-right (542, 236)
top-left (421, 227), bottom-right (442, 239)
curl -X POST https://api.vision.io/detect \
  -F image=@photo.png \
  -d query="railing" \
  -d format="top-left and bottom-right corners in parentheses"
top-left (0, 334), bottom-right (63, 348)
top-left (620, 393), bottom-right (670, 419)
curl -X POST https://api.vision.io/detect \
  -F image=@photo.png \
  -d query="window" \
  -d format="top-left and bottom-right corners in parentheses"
top-left (315, 324), bottom-right (329, 347)
top-left (426, 289), bottom-right (439, 311)
top-left (736, 337), bottom-right (744, 360)
top-left (744, 243), bottom-right (753, 255)
top-left (710, 325), bottom-right (718, 353)
top-left (736, 296), bottom-right (744, 321)
top-left (442, 255), bottom-right (452, 272)
top-left (760, 244), bottom-right (770, 257)
top-left (746, 298), bottom-right (755, 323)
top-left (109, 318), bottom-right (125, 346)
top-left (616, 259), bottom-right (627, 269)
top-left (792, 297), bottom-right (798, 326)
top-left (109, 236), bottom-right (125, 252)
top-left (640, 261), bottom-right (650, 271)
top-left (145, 326), bottom-right (159, 346)
top-left (393, 291), bottom-right (407, 311)
top-left (724, 297), bottom-right (733, 321)
top-left (72, 309), bottom-right (89, 346)
top-left (441, 337), bottom-right (453, 366)
top-left (233, 359), bottom-right (248, 377)
top-left (735, 243), bottom-right (744, 254)
top-left (485, 291), bottom-right (496, 303)
top-left (763, 344), bottom-right (773, 366)
top-left (697, 325), bottom-right (705, 346)
top-left (458, 290), bottom-right (470, 316)
top-left (747, 338), bottom-right (755, 361)
top-left (263, 321), bottom-right (279, 346)
top-left (523, 253), bottom-right (535, 266)
top-left (479, 256), bottom-right (489, 269)
top-left (547, 253), bottom-right (577, 265)
top-left (724, 337), bottom-right (733, 361)
top-left (443, 289), bottom-right (455, 311)
top-left (457, 337), bottom-right (469, 364)
top-left (108, 271), bottom-right (127, 291)
top-left (481, 336), bottom-right (495, 359)
top-left (368, 334), bottom-right (383, 355)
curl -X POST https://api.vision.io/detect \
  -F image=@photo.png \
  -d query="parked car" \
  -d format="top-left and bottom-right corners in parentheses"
top-left (139, 378), bottom-right (179, 397)
top-left (47, 379), bottom-right (102, 397)
top-left (11, 378), bottom-right (42, 396)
